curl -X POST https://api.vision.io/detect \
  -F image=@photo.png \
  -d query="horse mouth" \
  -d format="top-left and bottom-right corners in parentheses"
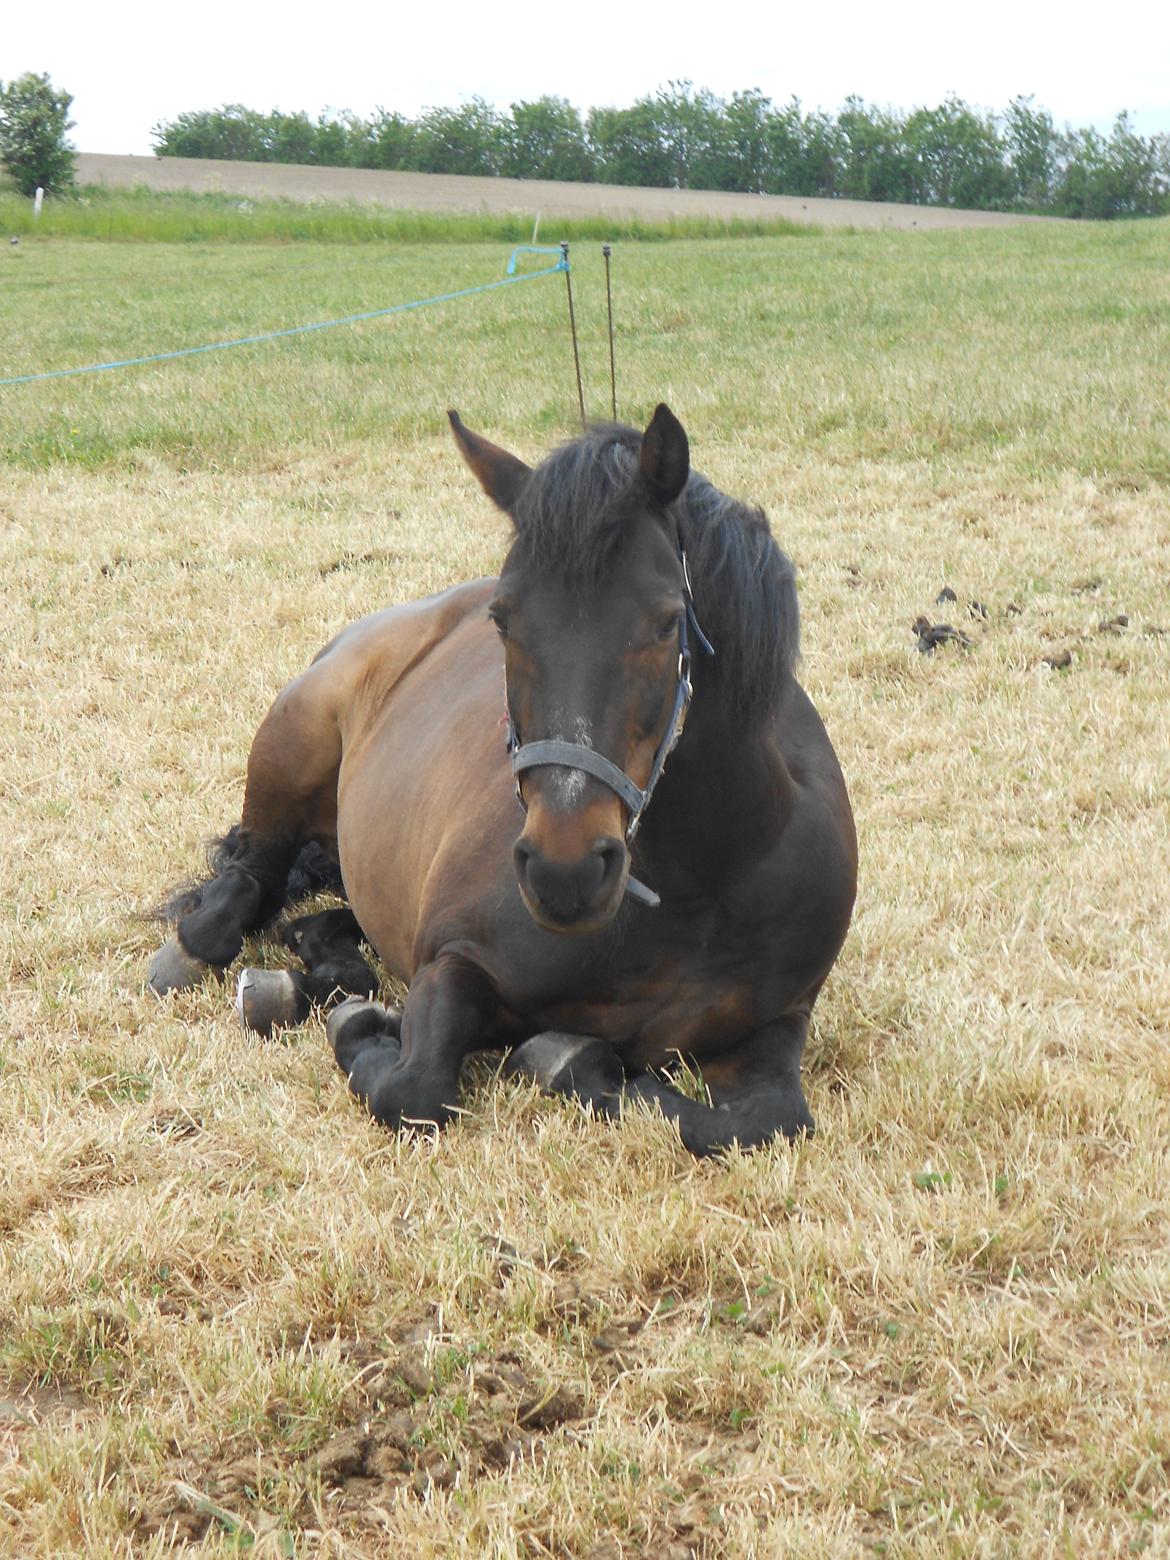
top-left (514, 845), bottom-right (630, 934)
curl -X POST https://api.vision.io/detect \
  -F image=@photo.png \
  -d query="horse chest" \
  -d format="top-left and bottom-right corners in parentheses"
top-left (508, 905), bottom-right (780, 1065)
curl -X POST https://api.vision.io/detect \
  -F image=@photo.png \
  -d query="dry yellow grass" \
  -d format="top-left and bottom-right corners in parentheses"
top-left (1, 220), bottom-right (1168, 1556)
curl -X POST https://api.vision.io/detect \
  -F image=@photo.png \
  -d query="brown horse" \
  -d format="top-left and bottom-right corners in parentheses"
top-left (151, 406), bottom-right (857, 1156)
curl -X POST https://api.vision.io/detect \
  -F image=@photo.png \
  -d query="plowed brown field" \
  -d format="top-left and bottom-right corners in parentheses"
top-left (76, 150), bottom-right (1054, 231)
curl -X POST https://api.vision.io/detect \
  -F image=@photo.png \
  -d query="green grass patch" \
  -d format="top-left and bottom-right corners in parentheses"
top-left (0, 183), bottom-right (819, 244)
top-left (2, 219), bottom-right (1168, 489)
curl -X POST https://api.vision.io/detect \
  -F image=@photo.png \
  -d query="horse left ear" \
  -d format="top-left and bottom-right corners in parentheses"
top-left (448, 410), bottom-right (532, 516)
top-left (639, 403), bottom-right (690, 508)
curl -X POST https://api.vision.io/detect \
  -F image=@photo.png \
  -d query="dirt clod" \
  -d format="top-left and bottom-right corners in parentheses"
top-left (551, 1278), bottom-right (600, 1321)
top-left (367, 1444), bottom-right (409, 1478)
top-left (479, 1432), bottom-right (526, 1469)
top-left (473, 1360), bottom-right (530, 1397)
top-left (313, 1428), bottom-right (370, 1482)
top-left (379, 1408), bottom-right (421, 1451)
top-left (913, 616), bottom-right (974, 653)
top-left (517, 1385), bottom-right (583, 1429)
top-left (412, 1454), bottom-right (457, 1491)
top-left (393, 1355), bottom-right (433, 1397)
top-left (478, 1232), bottom-right (521, 1276)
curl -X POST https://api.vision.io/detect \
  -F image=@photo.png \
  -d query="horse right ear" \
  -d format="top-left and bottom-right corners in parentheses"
top-left (639, 403), bottom-right (690, 508)
top-left (448, 411), bottom-right (531, 517)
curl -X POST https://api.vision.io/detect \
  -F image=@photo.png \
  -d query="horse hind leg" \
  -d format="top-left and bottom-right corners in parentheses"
top-left (236, 907), bottom-right (381, 1038)
top-left (150, 675), bottom-right (344, 996)
top-left (149, 828), bottom-right (300, 995)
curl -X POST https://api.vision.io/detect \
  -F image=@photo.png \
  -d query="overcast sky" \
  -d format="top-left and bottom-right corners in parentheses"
top-left (6, 0), bottom-right (1169, 155)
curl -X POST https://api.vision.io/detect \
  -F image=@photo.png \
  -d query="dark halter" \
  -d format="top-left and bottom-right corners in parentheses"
top-left (504, 550), bottom-right (715, 909)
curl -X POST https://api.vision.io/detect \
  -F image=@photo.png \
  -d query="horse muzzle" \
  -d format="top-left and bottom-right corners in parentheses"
top-left (513, 831), bottom-right (629, 933)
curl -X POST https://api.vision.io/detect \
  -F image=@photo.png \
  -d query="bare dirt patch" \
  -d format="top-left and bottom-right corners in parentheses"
top-left (76, 152), bottom-right (1055, 232)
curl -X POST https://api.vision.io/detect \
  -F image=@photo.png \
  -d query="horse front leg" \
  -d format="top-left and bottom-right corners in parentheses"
top-left (326, 953), bottom-right (497, 1131)
top-left (625, 1012), bottom-right (815, 1155)
top-left (507, 1013), bottom-right (814, 1157)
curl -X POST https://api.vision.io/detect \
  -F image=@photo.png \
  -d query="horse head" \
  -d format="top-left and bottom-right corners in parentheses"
top-left (450, 404), bottom-right (697, 934)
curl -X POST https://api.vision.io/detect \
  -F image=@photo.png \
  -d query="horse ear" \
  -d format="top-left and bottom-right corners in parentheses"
top-left (639, 403), bottom-right (690, 507)
top-left (448, 410), bottom-right (531, 516)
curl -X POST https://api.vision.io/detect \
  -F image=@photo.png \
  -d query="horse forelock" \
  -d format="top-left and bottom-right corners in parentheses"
top-left (509, 423), bottom-right (799, 718)
top-left (510, 422), bottom-right (642, 582)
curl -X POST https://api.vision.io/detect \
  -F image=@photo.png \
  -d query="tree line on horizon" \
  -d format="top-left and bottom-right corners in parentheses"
top-left (151, 86), bottom-right (1170, 220)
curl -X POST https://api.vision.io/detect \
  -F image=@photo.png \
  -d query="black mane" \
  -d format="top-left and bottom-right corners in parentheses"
top-left (510, 422), bottom-right (799, 717)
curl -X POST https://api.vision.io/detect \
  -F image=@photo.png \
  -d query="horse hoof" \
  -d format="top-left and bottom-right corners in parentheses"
top-left (149, 938), bottom-right (212, 996)
top-left (325, 997), bottom-right (402, 1052)
top-left (236, 968), bottom-right (311, 1037)
top-left (505, 1032), bottom-right (623, 1109)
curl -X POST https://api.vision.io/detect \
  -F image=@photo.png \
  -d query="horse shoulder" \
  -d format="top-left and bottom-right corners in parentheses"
top-left (741, 683), bottom-right (858, 996)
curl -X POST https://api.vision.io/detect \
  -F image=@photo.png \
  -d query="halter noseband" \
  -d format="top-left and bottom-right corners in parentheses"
top-left (504, 550), bottom-right (715, 909)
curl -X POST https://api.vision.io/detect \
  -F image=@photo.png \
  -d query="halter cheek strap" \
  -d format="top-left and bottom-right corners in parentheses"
top-left (505, 551), bottom-right (714, 909)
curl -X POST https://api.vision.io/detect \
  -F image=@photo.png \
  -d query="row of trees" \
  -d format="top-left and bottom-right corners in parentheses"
top-left (152, 86), bottom-right (1170, 219)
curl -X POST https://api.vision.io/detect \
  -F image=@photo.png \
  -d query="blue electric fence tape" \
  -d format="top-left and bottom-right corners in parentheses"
top-left (1, 250), bottom-right (569, 388)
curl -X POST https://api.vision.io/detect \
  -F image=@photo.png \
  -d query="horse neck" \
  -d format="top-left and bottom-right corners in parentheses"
top-left (634, 673), bottom-right (792, 893)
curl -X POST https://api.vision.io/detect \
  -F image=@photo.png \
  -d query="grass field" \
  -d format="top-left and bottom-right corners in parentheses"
top-left (0, 185), bottom-right (820, 246)
top-left (2, 209), bottom-right (1169, 1556)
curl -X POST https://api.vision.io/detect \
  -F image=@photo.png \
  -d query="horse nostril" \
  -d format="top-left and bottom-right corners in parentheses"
top-left (592, 838), bottom-right (626, 893)
top-left (513, 838), bottom-right (537, 887)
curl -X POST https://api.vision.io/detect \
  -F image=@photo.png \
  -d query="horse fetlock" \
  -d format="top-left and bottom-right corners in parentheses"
top-left (282, 906), bottom-right (363, 958)
top-left (236, 968), bottom-right (312, 1037)
top-left (506, 1032), bottom-right (624, 1114)
top-left (615, 1073), bottom-right (812, 1156)
top-left (148, 937), bottom-right (214, 996)
top-left (178, 869), bottom-right (263, 966)
top-left (326, 997), bottom-right (403, 1073)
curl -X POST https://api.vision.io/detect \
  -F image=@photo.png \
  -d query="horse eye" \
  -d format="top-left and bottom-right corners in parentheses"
top-left (488, 612), bottom-right (510, 641)
top-left (656, 613), bottom-right (681, 643)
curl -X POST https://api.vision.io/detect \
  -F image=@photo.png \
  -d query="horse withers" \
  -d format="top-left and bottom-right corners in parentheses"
top-left (151, 406), bottom-right (857, 1156)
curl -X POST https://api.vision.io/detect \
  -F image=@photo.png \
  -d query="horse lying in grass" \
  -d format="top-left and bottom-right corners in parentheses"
top-left (151, 405), bottom-right (857, 1156)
